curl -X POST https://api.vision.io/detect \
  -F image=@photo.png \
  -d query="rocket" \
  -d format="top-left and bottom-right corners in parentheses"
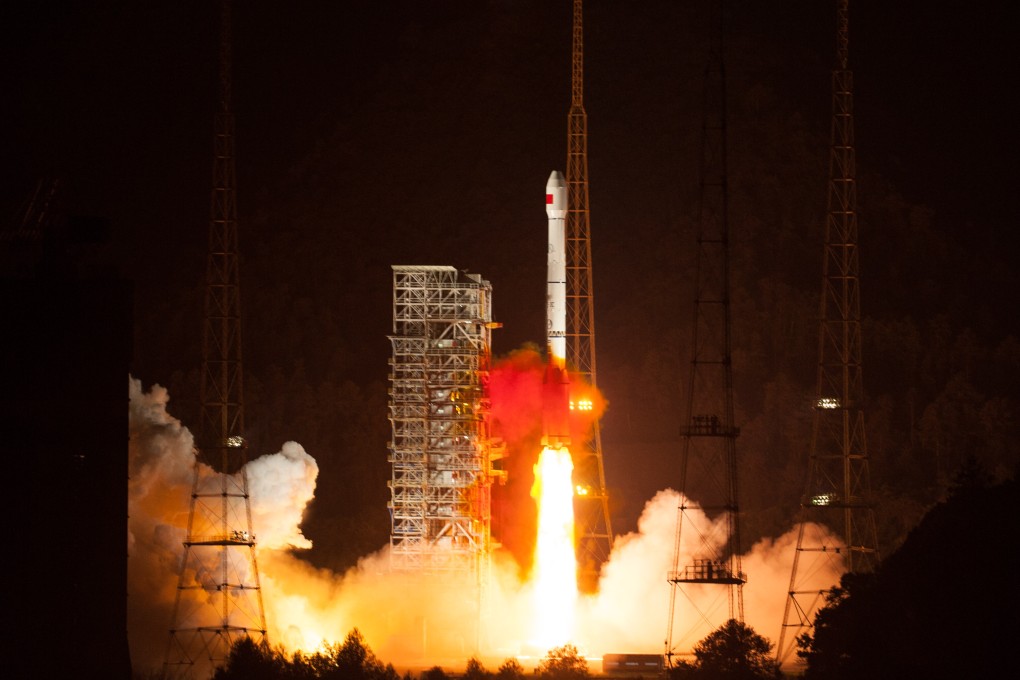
top-left (543, 170), bottom-right (571, 448)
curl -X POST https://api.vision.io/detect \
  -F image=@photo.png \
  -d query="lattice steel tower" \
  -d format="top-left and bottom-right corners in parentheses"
top-left (164, 1), bottom-right (267, 677)
top-left (565, 0), bottom-right (613, 594)
top-left (776, 0), bottom-right (880, 666)
top-left (387, 266), bottom-right (503, 577)
top-left (665, 0), bottom-right (745, 664)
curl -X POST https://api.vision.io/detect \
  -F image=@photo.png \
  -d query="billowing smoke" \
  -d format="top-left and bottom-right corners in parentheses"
top-left (128, 379), bottom-right (199, 669)
top-left (129, 377), bottom-right (534, 672)
top-left (575, 490), bottom-right (844, 657)
top-left (128, 376), bottom-right (840, 675)
top-left (128, 377), bottom-right (318, 672)
top-left (246, 441), bottom-right (318, 550)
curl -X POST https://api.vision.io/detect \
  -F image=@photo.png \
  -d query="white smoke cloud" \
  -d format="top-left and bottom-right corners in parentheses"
top-left (127, 377), bottom-right (842, 675)
top-left (574, 489), bottom-right (844, 659)
top-left (578, 489), bottom-right (679, 652)
top-left (128, 377), bottom-right (321, 674)
top-left (128, 378), bottom-right (195, 671)
top-left (247, 441), bottom-right (319, 550)
top-left (740, 524), bottom-right (840, 646)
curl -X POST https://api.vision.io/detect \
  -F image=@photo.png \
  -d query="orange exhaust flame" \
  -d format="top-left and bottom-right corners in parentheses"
top-left (531, 445), bottom-right (577, 648)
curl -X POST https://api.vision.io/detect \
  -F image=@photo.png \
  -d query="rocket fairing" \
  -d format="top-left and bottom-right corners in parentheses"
top-left (543, 170), bottom-right (571, 448)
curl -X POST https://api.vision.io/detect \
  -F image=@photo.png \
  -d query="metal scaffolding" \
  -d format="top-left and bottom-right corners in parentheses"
top-left (387, 266), bottom-right (504, 578)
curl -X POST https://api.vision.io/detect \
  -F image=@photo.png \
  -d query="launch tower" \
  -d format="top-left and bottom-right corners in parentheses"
top-left (565, 0), bottom-right (613, 593)
top-left (665, 0), bottom-right (745, 663)
top-left (164, 1), bottom-right (268, 676)
top-left (776, 0), bottom-right (881, 666)
top-left (387, 266), bottom-right (503, 578)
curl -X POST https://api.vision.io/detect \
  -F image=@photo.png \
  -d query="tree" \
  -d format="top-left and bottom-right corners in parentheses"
top-left (537, 644), bottom-right (588, 680)
top-left (464, 657), bottom-right (490, 680)
top-left (669, 620), bottom-right (780, 680)
top-left (420, 666), bottom-right (448, 680)
top-left (212, 636), bottom-right (286, 680)
top-left (796, 475), bottom-right (1019, 679)
top-left (948, 453), bottom-right (994, 499)
top-left (795, 575), bottom-right (874, 680)
top-left (306, 628), bottom-right (397, 680)
top-left (496, 658), bottom-right (525, 680)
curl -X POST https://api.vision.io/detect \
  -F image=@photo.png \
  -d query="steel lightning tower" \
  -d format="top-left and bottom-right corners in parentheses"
top-left (665, 0), bottom-right (745, 664)
top-left (164, 1), bottom-right (267, 677)
top-left (776, 0), bottom-right (880, 667)
top-left (565, 0), bottom-right (613, 594)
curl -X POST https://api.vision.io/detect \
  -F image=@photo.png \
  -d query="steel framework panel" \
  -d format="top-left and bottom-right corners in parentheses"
top-left (387, 265), bottom-right (500, 578)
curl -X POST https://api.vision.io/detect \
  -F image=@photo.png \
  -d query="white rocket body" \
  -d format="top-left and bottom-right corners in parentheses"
top-left (546, 170), bottom-right (568, 369)
top-left (543, 170), bottom-right (570, 447)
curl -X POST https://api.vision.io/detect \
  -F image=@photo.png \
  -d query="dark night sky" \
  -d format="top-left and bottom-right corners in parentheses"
top-left (3, 0), bottom-right (1015, 540)
top-left (4, 1), bottom-right (1013, 274)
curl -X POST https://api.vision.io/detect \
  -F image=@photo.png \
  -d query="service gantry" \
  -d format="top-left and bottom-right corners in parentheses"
top-left (387, 266), bottom-right (504, 581)
top-left (164, 1), bottom-right (268, 677)
top-left (776, 0), bottom-right (881, 667)
top-left (565, 0), bottom-right (613, 594)
top-left (665, 0), bottom-right (746, 664)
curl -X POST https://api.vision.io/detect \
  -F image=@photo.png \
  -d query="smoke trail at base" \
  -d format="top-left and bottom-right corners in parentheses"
top-left (128, 377), bottom-right (319, 670)
top-left (127, 376), bottom-right (843, 674)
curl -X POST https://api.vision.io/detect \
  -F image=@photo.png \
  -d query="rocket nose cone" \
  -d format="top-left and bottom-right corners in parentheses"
top-left (546, 170), bottom-right (566, 189)
top-left (546, 170), bottom-right (568, 217)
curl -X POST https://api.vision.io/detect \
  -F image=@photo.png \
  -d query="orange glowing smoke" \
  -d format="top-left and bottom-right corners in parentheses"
top-left (530, 445), bottom-right (577, 648)
top-left (129, 378), bottom-right (842, 674)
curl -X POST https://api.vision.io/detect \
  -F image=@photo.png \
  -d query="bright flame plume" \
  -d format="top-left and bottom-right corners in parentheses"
top-left (530, 445), bottom-right (577, 648)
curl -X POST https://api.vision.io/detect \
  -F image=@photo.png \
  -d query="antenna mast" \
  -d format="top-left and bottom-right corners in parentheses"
top-left (566, 0), bottom-right (613, 594)
top-left (164, 1), bottom-right (268, 675)
top-left (665, 0), bottom-right (745, 663)
top-left (776, 0), bottom-right (880, 666)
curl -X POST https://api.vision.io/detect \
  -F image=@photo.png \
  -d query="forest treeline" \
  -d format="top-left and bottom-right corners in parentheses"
top-left (199, 633), bottom-right (584, 680)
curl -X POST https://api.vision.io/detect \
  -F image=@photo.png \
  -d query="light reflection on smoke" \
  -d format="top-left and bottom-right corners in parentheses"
top-left (128, 377), bottom-right (842, 674)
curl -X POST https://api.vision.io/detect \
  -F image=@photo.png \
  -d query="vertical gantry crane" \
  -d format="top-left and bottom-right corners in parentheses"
top-left (776, 0), bottom-right (881, 667)
top-left (387, 266), bottom-right (503, 656)
top-left (565, 0), bottom-right (614, 595)
top-left (164, 1), bottom-right (267, 677)
top-left (664, 0), bottom-right (745, 664)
